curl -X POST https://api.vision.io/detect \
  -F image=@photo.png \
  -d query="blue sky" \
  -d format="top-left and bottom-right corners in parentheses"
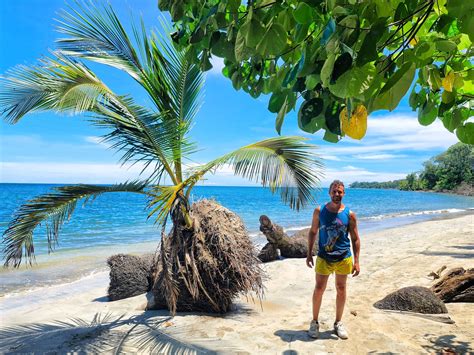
top-left (0, 0), bottom-right (459, 186)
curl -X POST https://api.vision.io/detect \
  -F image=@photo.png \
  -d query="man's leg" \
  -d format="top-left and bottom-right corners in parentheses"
top-left (312, 273), bottom-right (329, 321)
top-left (335, 274), bottom-right (348, 322)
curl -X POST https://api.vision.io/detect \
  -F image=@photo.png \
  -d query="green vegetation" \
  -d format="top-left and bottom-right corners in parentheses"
top-left (349, 180), bottom-right (402, 189)
top-left (350, 143), bottom-right (474, 194)
top-left (399, 143), bottom-right (474, 192)
top-left (0, 2), bottom-right (323, 313)
top-left (159, 0), bottom-right (474, 143)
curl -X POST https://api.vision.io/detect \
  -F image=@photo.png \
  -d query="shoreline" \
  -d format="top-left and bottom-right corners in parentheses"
top-left (1, 208), bottom-right (473, 297)
top-left (1, 214), bottom-right (473, 353)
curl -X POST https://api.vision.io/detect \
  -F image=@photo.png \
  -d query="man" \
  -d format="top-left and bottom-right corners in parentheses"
top-left (306, 180), bottom-right (361, 339)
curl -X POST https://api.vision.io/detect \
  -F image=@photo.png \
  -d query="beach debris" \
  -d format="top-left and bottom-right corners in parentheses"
top-left (107, 253), bottom-right (155, 301)
top-left (428, 265), bottom-right (447, 280)
top-left (163, 321), bottom-right (174, 327)
top-left (374, 286), bottom-right (448, 314)
top-left (258, 242), bottom-right (279, 262)
top-left (431, 267), bottom-right (474, 303)
top-left (150, 199), bottom-right (264, 314)
top-left (257, 215), bottom-right (316, 262)
top-left (350, 310), bottom-right (358, 316)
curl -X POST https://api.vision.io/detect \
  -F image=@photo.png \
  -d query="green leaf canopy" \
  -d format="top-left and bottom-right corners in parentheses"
top-left (160, 0), bottom-right (474, 144)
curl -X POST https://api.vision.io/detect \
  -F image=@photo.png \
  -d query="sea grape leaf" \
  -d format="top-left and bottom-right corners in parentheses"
top-left (329, 63), bottom-right (377, 100)
top-left (323, 130), bottom-right (341, 143)
top-left (321, 53), bottom-right (336, 87)
top-left (211, 32), bottom-right (236, 62)
top-left (241, 17), bottom-right (266, 48)
top-left (275, 96), bottom-right (289, 135)
top-left (298, 98), bottom-right (324, 133)
top-left (340, 105), bottom-right (367, 140)
top-left (269, 90), bottom-right (288, 113)
top-left (456, 123), bottom-right (474, 144)
top-left (293, 2), bottom-right (314, 24)
top-left (418, 99), bottom-right (438, 126)
top-left (235, 27), bottom-right (253, 61)
top-left (442, 71), bottom-right (455, 92)
top-left (427, 67), bottom-right (442, 91)
top-left (435, 40), bottom-right (457, 53)
top-left (356, 19), bottom-right (386, 66)
top-left (442, 109), bottom-right (463, 132)
top-left (325, 101), bottom-right (342, 135)
top-left (331, 52), bottom-right (352, 84)
top-left (370, 62), bottom-right (416, 111)
top-left (256, 23), bottom-right (287, 56)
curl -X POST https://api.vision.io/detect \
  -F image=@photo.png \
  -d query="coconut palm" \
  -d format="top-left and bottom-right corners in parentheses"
top-left (0, 2), bottom-right (323, 313)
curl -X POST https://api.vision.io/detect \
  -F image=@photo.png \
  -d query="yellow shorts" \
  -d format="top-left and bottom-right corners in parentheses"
top-left (316, 256), bottom-right (353, 275)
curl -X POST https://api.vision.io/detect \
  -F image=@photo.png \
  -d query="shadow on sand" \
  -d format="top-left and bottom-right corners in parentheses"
top-left (0, 310), bottom-right (242, 354)
top-left (274, 329), bottom-right (339, 343)
top-left (421, 333), bottom-right (473, 353)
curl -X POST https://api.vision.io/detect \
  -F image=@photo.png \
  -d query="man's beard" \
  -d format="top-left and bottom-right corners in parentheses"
top-left (332, 197), bottom-right (342, 203)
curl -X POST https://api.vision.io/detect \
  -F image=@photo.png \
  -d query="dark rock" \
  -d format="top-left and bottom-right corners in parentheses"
top-left (431, 267), bottom-right (474, 303)
top-left (374, 286), bottom-right (448, 314)
top-left (107, 253), bottom-right (155, 301)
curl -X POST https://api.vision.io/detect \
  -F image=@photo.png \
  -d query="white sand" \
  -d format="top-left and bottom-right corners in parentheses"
top-left (1, 214), bottom-right (473, 354)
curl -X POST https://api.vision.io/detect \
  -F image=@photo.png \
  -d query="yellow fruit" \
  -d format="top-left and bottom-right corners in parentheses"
top-left (442, 71), bottom-right (455, 92)
top-left (340, 105), bottom-right (368, 140)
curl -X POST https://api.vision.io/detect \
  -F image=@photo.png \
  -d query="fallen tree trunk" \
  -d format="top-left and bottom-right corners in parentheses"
top-left (431, 267), bottom-right (474, 303)
top-left (257, 215), bottom-right (316, 262)
top-left (107, 253), bottom-right (155, 301)
top-left (150, 199), bottom-right (264, 314)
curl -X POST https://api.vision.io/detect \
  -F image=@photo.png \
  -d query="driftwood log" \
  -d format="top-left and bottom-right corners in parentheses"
top-left (431, 267), bottom-right (474, 303)
top-left (257, 215), bottom-right (317, 262)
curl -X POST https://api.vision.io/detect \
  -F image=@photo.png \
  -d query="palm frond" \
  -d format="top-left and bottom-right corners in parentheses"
top-left (2, 181), bottom-right (149, 267)
top-left (150, 23), bottom-right (204, 181)
top-left (56, 1), bottom-right (142, 80)
top-left (147, 183), bottom-right (185, 226)
top-left (92, 96), bottom-right (180, 183)
top-left (186, 136), bottom-right (323, 210)
top-left (0, 53), bottom-right (179, 183)
top-left (55, 3), bottom-right (201, 180)
top-left (0, 54), bottom-right (110, 123)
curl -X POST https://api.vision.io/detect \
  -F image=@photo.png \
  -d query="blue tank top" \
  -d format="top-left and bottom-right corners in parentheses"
top-left (318, 204), bottom-right (352, 262)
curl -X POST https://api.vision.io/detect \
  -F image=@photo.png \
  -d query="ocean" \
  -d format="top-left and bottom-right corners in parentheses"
top-left (1, 183), bottom-right (473, 296)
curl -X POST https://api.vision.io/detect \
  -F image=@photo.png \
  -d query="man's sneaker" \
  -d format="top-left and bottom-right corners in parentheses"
top-left (334, 321), bottom-right (348, 339)
top-left (308, 320), bottom-right (319, 338)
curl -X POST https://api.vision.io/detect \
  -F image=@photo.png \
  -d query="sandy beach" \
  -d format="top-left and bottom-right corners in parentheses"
top-left (1, 214), bottom-right (473, 354)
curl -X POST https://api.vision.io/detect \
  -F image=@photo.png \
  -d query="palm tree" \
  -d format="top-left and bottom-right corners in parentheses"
top-left (0, 2), bottom-right (323, 313)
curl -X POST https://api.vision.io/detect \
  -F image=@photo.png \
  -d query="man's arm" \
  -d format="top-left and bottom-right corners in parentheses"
top-left (306, 207), bottom-right (320, 268)
top-left (349, 211), bottom-right (361, 276)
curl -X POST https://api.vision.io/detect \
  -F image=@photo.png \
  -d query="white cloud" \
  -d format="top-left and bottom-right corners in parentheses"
top-left (208, 56), bottom-right (225, 76)
top-left (354, 154), bottom-right (405, 160)
top-left (1, 162), bottom-right (155, 184)
top-left (321, 155), bottom-right (341, 161)
top-left (319, 114), bottom-right (458, 156)
top-left (84, 136), bottom-right (111, 149)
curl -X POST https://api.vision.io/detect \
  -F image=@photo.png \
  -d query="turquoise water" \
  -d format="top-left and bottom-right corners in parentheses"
top-left (1, 183), bottom-right (474, 254)
top-left (1, 183), bottom-right (473, 295)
